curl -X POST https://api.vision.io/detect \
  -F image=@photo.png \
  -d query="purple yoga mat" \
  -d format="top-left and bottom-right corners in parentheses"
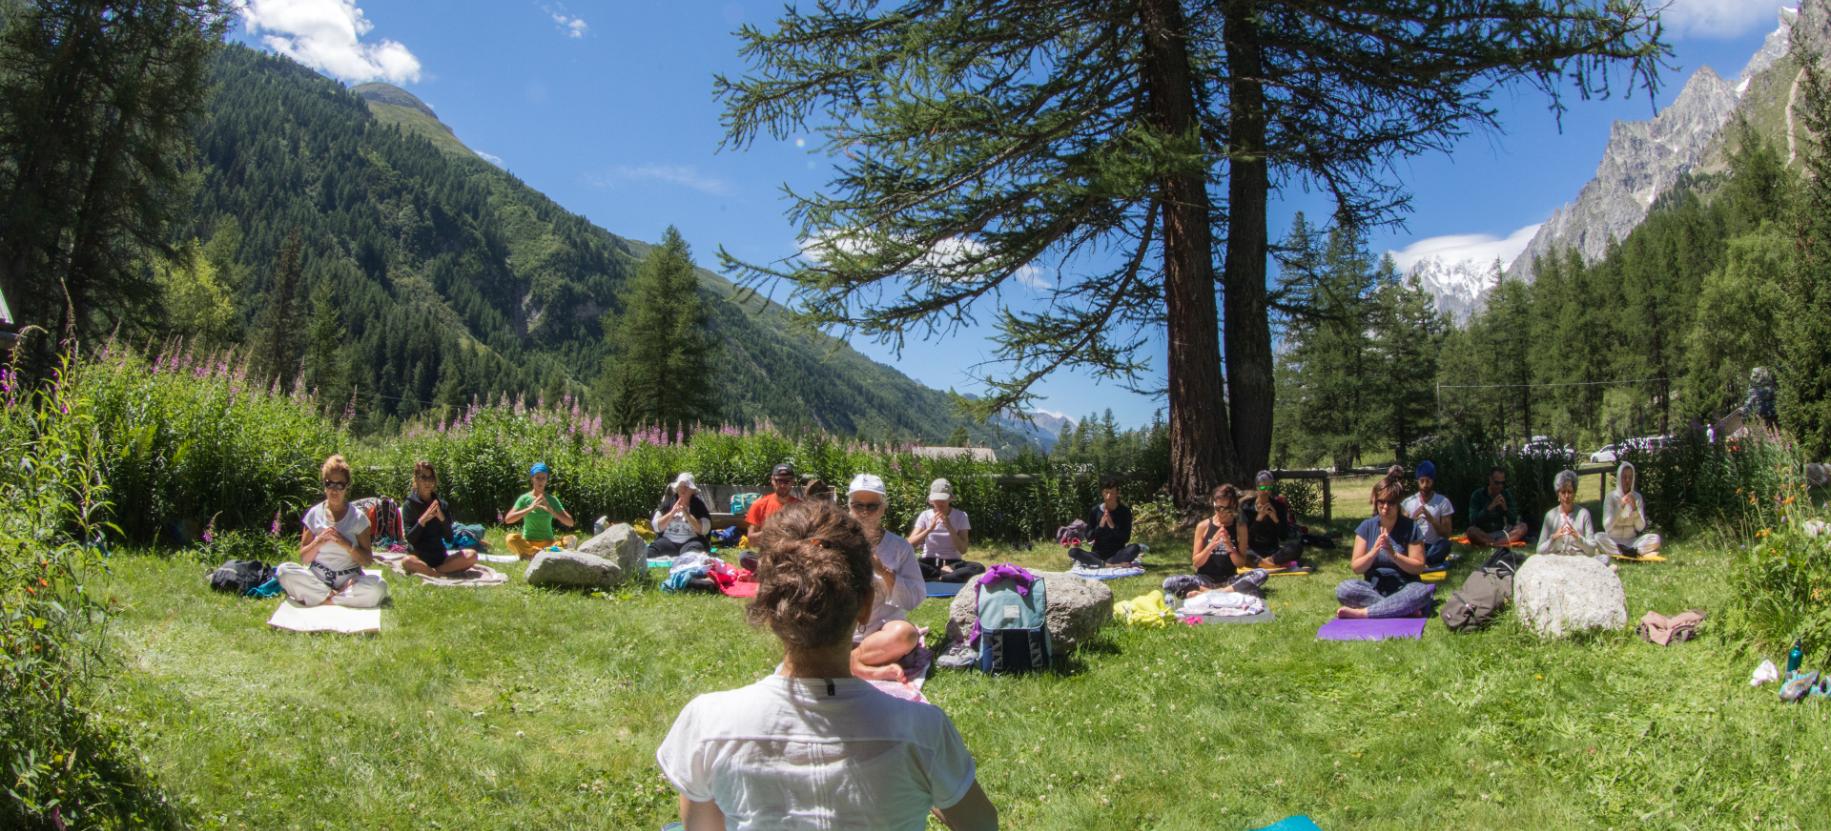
top-left (1316, 616), bottom-right (1428, 641)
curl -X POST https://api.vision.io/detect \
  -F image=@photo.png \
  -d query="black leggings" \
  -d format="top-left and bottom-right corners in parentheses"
top-left (645, 537), bottom-right (709, 559)
top-left (919, 556), bottom-right (986, 583)
top-left (1068, 544), bottom-right (1142, 567)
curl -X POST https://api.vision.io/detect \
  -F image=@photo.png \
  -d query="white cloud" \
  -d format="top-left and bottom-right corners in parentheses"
top-left (551, 12), bottom-right (587, 38)
top-left (476, 150), bottom-right (504, 167)
top-left (237, 0), bottom-right (422, 85)
top-left (1387, 223), bottom-right (1541, 274)
top-left (1032, 409), bottom-right (1072, 422)
top-left (588, 164), bottom-right (732, 196)
top-left (1656, 0), bottom-right (1789, 39)
top-left (800, 230), bottom-right (1045, 288)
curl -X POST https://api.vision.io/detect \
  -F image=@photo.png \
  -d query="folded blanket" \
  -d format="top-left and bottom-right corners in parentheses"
top-left (1181, 591), bottom-right (1266, 617)
top-left (1069, 563), bottom-right (1147, 580)
top-left (925, 581), bottom-right (966, 598)
top-left (268, 592), bottom-right (382, 635)
top-left (409, 564), bottom-right (507, 587)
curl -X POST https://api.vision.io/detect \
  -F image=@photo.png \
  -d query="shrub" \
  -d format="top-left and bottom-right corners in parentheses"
top-left (79, 344), bottom-right (339, 544)
top-left (0, 357), bottom-right (181, 829)
top-left (1724, 523), bottom-right (1831, 652)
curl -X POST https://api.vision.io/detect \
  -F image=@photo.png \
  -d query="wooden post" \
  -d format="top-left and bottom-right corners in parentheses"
top-left (1322, 476), bottom-right (1333, 524)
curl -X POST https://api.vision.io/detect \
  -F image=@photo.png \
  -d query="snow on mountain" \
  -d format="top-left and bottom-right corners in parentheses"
top-left (1389, 225), bottom-right (1537, 323)
top-left (991, 409), bottom-right (1076, 451)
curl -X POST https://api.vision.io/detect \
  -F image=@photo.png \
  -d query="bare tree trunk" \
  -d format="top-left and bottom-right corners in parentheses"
top-left (1221, 0), bottom-right (1275, 477)
top-left (1141, 0), bottom-right (1235, 508)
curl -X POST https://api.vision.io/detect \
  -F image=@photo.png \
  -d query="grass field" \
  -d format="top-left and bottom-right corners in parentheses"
top-left (91, 506), bottom-right (1831, 830)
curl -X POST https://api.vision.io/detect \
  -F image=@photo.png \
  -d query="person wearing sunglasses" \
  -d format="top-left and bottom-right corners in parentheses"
top-left (1163, 484), bottom-right (1267, 598)
top-left (1067, 476), bottom-right (1143, 568)
top-left (1466, 466), bottom-right (1527, 550)
top-left (1334, 481), bottom-right (1432, 619)
top-left (505, 461), bottom-right (577, 559)
top-left (275, 454), bottom-right (388, 607)
top-left (743, 463), bottom-right (803, 534)
top-left (845, 473), bottom-right (925, 682)
top-left (400, 460), bottom-right (479, 576)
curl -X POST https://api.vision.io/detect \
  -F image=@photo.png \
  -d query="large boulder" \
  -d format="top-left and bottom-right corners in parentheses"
top-left (525, 549), bottom-right (624, 591)
top-left (945, 571), bottom-right (1113, 652)
top-left (577, 523), bottom-right (647, 576)
top-left (1513, 554), bottom-right (1627, 638)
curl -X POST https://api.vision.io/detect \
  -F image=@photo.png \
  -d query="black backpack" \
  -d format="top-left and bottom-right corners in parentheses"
top-left (209, 560), bottom-right (274, 596)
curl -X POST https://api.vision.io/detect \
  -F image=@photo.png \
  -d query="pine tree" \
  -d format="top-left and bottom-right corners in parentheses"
top-left (251, 231), bottom-right (305, 391)
top-left (715, 0), bottom-right (1663, 504)
top-left (0, 0), bottom-right (230, 334)
top-left (1370, 268), bottom-right (1447, 462)
top-left (1781, 56), bottom-right (1831, 456)
top-left (605, 227), bottom-right (714, 437)
top-left (300, 277), bottom-right (343, 405)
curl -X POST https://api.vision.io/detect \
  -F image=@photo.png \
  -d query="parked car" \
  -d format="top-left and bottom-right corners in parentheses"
top-left (1520, 436), bottom-right (1574, 460)
top-left (1589, 435), bottom-right (1674, 463)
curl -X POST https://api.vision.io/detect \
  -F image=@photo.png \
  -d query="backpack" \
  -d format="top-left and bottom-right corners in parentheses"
top-left (730, 492), bottom-right (761, 515)
top-left (209, 559), bottom-right (274, 596)
top-left (1055, 519), bottom-right (1089, 546)
top-left (975, 569), bottom-right (1051, 674)
top-left (369, 496), bottom-right (405, 545)
top-left (1440, 556), bottom-right (1519, 632)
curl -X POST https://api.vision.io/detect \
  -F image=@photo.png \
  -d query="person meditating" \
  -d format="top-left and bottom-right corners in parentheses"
top-left (657, 500), bottom-right (999, 830)
top-left (1242, 470), bottom-right (1303, 569)
top-left (1400, 460), bottom-right (1455, 568)
top-left (1601, 461), bottom-right (1661, 559)
top-left (400, 461), bottom-right (479, 577)
top-left (1334, 482), bottom-right (1433, 619)
top-left (910, 479), bottom-right (984, 582)
top-left (649, 473), bottom-right (714, 560)
top-left (1164, 484), bottom-right (1267, 598)
top-left (275, 454), bottom-right (388, 607)
top-left (845, 473), bottom-right (925, 682)
top-left (504, 461), bottom-right (577, 559)
top-left (744, 463), bottom-right (802, 533)
top-left (1537, 470), bottom-right (1601, 557)
top-left (1466, 466), bottom-right (1528, 550)
top-left (1067, 477), bottom-right (1143, 568)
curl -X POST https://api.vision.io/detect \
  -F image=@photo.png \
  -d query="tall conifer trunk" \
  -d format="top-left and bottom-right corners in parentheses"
top-left (1221, 0), bottom-right (1274, 477)
top-left (1141, 0), bottom-right (1235, 506)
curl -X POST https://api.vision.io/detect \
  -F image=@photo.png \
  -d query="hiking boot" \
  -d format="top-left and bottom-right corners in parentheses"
top-left (937, 639), bottom-right (977, 670)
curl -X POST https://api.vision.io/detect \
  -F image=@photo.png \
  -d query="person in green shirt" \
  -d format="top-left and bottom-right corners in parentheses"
top-left (505, 461), bottom-right (577, 559)
top-left (1466, 466), bottom-right (1527, 550)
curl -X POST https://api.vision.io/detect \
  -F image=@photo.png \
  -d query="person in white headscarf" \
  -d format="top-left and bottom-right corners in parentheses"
top-left (1600, 461), bottom-right (1661, 558)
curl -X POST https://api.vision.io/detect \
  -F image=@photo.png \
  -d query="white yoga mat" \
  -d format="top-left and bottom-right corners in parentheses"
top-left (267, 569), bottom-right (385, 634)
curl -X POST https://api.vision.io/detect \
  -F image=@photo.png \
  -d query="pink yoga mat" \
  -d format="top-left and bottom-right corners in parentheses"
top-left (1316, 617), bottom-right (1428, 640)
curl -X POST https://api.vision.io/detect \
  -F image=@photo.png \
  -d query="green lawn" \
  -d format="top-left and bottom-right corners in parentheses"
top-left (92, 519), bottom-right (1831, 830)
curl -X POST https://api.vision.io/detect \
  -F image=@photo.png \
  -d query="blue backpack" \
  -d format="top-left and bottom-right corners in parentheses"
top-left (975, 569), bottom-right (1051, 674)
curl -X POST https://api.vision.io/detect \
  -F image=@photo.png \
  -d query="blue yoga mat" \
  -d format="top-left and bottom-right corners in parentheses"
top-left (925, 581), bottom-right (966, 598)
top-left (1253, 817), bottom-right (1323, 831)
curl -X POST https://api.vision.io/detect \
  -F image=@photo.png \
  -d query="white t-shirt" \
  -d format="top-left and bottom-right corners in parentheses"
top-left (657, 674), bottom-right (978, 830)
top-left (914, 508), bottom-right (971, 560)
top-left (863, 532), bottom-right (924, 636)
top-left (1399, 492), bottom-right (1453, 544)
top-left (303, 501), bottom-right (371, 571)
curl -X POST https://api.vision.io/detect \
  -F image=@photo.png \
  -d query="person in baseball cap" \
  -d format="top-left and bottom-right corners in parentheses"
top-left (1243, 469), bottom-right (1305, 570)
top-left (744, 462), bottom-right (802, 533)
top-left (845, 473), bottom-right (925, 679)
top-left (504, 461), bottom-right (576, 558)
top-left (909, 478), bottom-right (984, 582)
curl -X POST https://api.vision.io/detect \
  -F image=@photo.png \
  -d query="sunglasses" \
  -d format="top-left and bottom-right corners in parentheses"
top-left (848, 501), bottom-right (883, 513)
top-left (323, 480), bottom-right (349, 491)
top-left (1214, 501), bottom-right (1235, 510)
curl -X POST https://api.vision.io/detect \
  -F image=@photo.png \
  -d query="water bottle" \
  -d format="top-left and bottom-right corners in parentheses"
top-left (1788, 639), bottom-right (1805, 674)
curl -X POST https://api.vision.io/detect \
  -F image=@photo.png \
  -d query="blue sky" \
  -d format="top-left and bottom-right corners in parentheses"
top-left (234, 0), bottom-right (1792, 429)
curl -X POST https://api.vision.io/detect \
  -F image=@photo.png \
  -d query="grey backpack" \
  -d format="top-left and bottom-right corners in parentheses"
top-left (1441, 557), bottom-right (1517, 632)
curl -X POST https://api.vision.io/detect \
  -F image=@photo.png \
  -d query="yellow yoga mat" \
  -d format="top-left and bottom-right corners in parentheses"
top-left (1611, 553), bottom-right (1668, 563)
top-left (1420, 570), bottom-right (1448, 583)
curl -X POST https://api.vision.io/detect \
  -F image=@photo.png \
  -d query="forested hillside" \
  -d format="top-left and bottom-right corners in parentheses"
top-left (168, 45), bottom-right (1021, 447)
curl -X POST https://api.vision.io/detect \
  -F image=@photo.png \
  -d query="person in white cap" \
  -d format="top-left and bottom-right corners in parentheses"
top-left (909, 478), bottom-right (984, 582)
top-left (845, 474), bottom-right (925, 681)
top-left (647, 472), bottom-right (713, 560)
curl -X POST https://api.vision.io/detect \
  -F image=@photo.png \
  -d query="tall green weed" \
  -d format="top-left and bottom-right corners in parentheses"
top-left (0, 358), bottom-right (181, 829)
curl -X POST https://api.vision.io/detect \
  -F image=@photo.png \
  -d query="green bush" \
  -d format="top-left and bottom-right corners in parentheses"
top-left (1724, 524), bottom-right (1831, 652)
top-left (80, 345), bottom-right (340, 544)
top-left (1, 357), bottom-right (182, 829)
top-left (1631, 432), bottom-right (1803, 534)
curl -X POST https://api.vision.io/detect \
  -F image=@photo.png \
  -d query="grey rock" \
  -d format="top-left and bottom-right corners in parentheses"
top-left (525, 549), bottom-right (623, 590)
top-left (945, 571), bottom-right (1113, 652)
top-left (578, 523), bottom-right (648, 577)
top-left (1513, 554), bottom-right (1628, 638)
top-left (1805, 463), bottom-right (1829, 488)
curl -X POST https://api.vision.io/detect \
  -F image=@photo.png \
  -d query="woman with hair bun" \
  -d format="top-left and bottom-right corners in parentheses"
top-left (657, 500), bottom-right (998, 830)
